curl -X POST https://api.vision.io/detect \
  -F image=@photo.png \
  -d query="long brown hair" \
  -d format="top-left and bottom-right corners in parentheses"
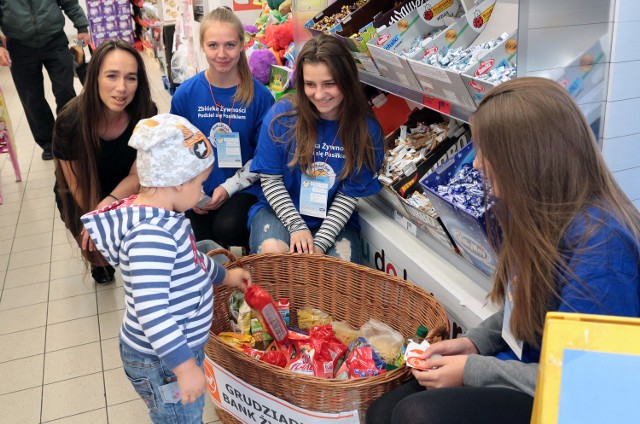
top-left (273, 34), bottom-right (379, 179)
top-left (54, 40), bottom-right (156, 222)
top-left (199, 7), bottom-right (254, 106)
top-left (470, 77), bottom-right (640, 346)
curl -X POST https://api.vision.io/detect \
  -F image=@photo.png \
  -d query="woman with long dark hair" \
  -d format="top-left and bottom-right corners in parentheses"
top-left (53, 39), bottom-right (157, 284)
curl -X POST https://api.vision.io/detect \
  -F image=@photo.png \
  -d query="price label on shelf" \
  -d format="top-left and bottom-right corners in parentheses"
top-left (422, 95), bottom-right (451, 115)
top-left (394, 210), bottom-right (418, 237)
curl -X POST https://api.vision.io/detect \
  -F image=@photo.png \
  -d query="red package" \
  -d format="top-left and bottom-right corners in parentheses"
top-left (347, 346), bottom-right (387, 379)
top-left (262, 350), bottom-right (288, 368)
top-left (309, 324), bottom-right (348, 379)
top-left (244, 285), bottom-right (288, 343)
top-left (286, 339), bottom-right (315, 376)
top-left (242, 346), bottom-right (265, 360)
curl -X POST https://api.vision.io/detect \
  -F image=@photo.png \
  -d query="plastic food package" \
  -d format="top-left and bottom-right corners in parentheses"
top-left (244, 285), bottom-right (288, 343)
top-left (297, 307), bottom-right (333, 330)
top-left (309, 324), bottom-right (348, 379)
top-left (331, 320), bottom-right (360, 346)
top-left (360, 318), bottom-right (404, 363)
top-left (237, 300), bottom-right (252, 335)
top-left (262, 350), bottom-right (288, 368)
top-left (218, 332), bottom-right (255, 350)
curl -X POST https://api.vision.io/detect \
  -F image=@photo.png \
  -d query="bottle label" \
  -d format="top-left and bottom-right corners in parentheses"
top-left (261, 303), bottom-right (287, 341)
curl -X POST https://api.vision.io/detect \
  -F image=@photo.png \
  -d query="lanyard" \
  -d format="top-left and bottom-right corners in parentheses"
top-left (312, 128), bottom-right (339, 175)
top-left (206, 70), bottom-right (237, 130)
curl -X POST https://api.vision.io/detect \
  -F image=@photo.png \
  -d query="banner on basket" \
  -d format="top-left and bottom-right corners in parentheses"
top-left (204, 356), bottom-right (360, 424)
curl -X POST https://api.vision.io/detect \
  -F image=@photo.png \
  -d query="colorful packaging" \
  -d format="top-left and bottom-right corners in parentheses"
top-left (297, 307), bottom-right (333, 330)
top-left (250, 317), bottom-right (274, 348)
top-left (277, 298), bottom-right (290, 326)
top-left (262, 350), bottom-right (288, 368)
top-left (309, 324), bottom-right (348, 379)
top-left (244, 285), bottom-right (289, 343)
top-left (218, 332), bottom-right (255, 350)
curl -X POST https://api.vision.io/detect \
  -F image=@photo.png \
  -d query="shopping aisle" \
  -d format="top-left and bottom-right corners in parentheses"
top-left (0, 56), bottom-right (221, 423)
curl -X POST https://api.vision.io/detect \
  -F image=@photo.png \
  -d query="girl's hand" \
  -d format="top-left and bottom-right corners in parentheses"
top-left (411, 355), bottom-right (468, 389)
top-left (224, 268), bottom-right (252, 291)
top-left (207, 186), bottom-right (229, 210)
top-left (290, 230), bottom-right (314, 254)
top-left (173, 358), bottom-right (206, 404)
top-left (81, 227), bottom-right (96, 252)
top-left (192, 205), bottom-right (208, 215)
top-left (421, 337), bottom-right (479, 359)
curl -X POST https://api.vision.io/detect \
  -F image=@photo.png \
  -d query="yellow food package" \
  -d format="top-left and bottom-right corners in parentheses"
top-left (331, 320), bottom-right (360, 346)
top-left (218, 332), bottom-right (255, 350)
top-left (297, 307), bottom-right (333, 330)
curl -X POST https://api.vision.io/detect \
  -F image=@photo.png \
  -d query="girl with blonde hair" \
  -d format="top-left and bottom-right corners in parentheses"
top-left (366, 77), bottom-right (640, 424)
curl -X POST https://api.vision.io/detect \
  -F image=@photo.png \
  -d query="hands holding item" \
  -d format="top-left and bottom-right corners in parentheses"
top-left (290, 230), bottom-right (315, 254)
top-left (77, 32), bottom-right (91, 47)
top-left (196, 187), bottom-right (229, 212)
top-left (224, 268), bottom-right (252, 291)
top-left (173, 358), bottom-right (206, 404)
top-left (411, 337), bottom-right (479, 389)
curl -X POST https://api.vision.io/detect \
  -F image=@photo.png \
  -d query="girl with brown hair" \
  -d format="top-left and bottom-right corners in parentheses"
top-left (366, 77), bottom-right (640, 424)
top-left (170, 7), bottom-right (274, 250)
top-left (248, 34), bottom-right (385, 262)
top-left (53, 40), bottom-right (157, 284)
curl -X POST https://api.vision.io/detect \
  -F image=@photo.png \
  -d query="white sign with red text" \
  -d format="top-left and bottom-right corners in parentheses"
top-left (204, 356), bottom-right (360, 424)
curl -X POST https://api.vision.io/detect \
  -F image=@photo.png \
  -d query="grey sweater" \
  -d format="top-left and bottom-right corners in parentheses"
top-left (463, 311), bottom-right (538, 397)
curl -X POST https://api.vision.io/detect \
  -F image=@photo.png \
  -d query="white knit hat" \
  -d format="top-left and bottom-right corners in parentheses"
top-left (129, 114), bottom-right (214, 187)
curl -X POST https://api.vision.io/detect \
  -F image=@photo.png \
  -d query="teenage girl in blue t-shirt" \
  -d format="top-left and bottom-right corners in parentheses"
top-left (248, 35), bottom-right (385, 263)
top-left (171, 7), bottom-right (274, 249)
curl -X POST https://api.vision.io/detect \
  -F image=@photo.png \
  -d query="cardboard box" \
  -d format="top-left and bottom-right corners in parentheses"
top-left (420, 142), bottom-right (497, 276)
top-left (401, 194), bottom-right (457, 251)
top-left (461, 30), bottom-right (517, 106)
top-left (404, 0), bottom-right (497, 109)
top-left (304, 0), bottom-right (385, 38)
top-left (335, 0), bottom-right (432, 74)
top-left (366, 0), bottom-right (462, 90)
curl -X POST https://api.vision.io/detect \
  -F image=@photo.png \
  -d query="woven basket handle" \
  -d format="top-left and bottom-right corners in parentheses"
top-left (206, 248), bottom-right (240, 267)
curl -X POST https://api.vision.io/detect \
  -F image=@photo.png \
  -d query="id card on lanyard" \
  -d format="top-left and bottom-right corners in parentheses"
top-left (299, 173), bottom-right (329, 218)
top-left (215, 132), bottom-right (242, 168)
top-left (502, 280), bottom-right (524, 359)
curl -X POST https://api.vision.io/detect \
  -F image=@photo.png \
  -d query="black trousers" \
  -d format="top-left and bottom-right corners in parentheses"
top-left (186, 193), bottom-right (257, 248)
top-left (366, 378), bottom-right (533, 424)
top-left (7, 33), bottom-right (76, 150)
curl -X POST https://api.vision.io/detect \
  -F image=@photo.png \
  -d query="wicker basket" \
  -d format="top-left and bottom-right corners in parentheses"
top-left (205, 250), bottom-right (449, 424)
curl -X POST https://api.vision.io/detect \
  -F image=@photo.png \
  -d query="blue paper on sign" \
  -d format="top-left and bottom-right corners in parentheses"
top-left (558, 349), bottom-right (640, 424)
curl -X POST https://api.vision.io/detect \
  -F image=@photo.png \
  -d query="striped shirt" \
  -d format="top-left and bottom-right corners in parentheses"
top-left (81, 202), bottom-right (226, 369)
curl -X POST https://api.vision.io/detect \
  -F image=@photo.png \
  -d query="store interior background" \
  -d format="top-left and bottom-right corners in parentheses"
top-left (0, 0), bottom-right (638, 422)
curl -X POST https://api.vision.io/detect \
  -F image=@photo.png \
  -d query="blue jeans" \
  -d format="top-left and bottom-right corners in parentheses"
top-left (120, 342), bottom-right (206, 424)
top-left (249, 207), bottom-right (362, 263)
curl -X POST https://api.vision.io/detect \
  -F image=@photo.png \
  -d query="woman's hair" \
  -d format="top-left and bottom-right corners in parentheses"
top-left (470, 77), bottom-right (640, 346)
top-left (54, 39), bottom-right (156, 221)
top-left (273, 34), bottom-right (379, 179)
top-left (199, 7), bottom-right (254, 106)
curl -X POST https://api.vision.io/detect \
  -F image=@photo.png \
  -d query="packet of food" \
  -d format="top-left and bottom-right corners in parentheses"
top-left (250, 317), bottom-right (274, 350)
top-left (228, 291), bottom-right (245, 333)
top-left (405, 339), bottom-right (432, 370)
top-left (242, 345), bottom-right (266, 360)
top-left (262, 350), bottom-right (288, 368)
top-left (331, 320), bottom-right (360, 346)
top-left (218, 332), bottom-right (255, 350)
top-left (309, 324), bottom-right (348, 379)
top-left (360, 318), bottom-right (404, 363)
top-left (244, 285), bottom-right (288, 343)
top-left (287, 342), bottom-right (315, 376)
top-left (297, 307), bottom-right (332, 330)
top-left (237, 300), bottom-right (252, 335)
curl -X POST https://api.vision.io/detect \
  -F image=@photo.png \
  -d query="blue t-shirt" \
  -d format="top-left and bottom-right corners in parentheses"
top-left (496, 205), bottom-right (640, 363)
top-left (249, 100), bottom-right (385, 230)
top-left (170, 72), bottom-right (274, 196)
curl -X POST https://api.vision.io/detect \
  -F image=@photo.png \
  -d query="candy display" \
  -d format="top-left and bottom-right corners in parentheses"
top-left (436, 163), bottom-right (487, 217)
top-left (397, 29), bottom-right (444, 59)
top-left (405, 191), bottom-right (437, 216)
top-left (477, 62), bottom-right (517, 84)
top-left (379, 120), bottom-right (457, 186)
top-left (309, 0), bottom-right (369, 33)
top-left (423, 32), bottom-right (510, 72)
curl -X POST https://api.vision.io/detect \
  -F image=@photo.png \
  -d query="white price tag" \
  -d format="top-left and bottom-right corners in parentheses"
top-left (394, 210), bottom-right (418, 237)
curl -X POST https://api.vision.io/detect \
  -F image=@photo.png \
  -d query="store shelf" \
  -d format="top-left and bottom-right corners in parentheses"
top-left (359, 70), bottom-right (475, 123)
top-left (358, 197), bottom-right (497, 331)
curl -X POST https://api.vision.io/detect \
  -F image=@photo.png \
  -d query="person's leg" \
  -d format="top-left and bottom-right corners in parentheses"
top-left (120, 342), bottom-right (206, 424)
top-left (390, 386), bottom-right (533, 424)
top-left (366, 379), bottom-right (424, 424)
top-left (248, 208), bottom-right (290, 254)
top-left (322, 224), bottom-right (362, 263)
top-left (42, 33), bottom-right (76, 113)
top-left (185, 209), bottom-right (216, 242)
top-left (209, 193), bottom-right (256, 248)
top-left (6, 39), bottom-right (56, 154)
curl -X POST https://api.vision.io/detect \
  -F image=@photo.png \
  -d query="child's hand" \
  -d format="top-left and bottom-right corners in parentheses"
top-left (224, 268), bottom-right (251, 291)
top-left (173, 358), bottom-right (206, 404)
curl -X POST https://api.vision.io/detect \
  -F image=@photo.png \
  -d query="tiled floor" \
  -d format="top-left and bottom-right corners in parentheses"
top-left (0, 54), bottom-right (222, 423)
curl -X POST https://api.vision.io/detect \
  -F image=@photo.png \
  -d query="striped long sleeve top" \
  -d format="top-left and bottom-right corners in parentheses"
top-left (81, 199), bottom-right (226, 369)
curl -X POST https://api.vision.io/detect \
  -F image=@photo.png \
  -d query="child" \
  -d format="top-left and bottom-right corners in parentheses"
top-left (248, 34), bottom-right (385, 263)
top-left (170, 7), bottom-right (274, 249)
top-left (81, 114), bottom-right (251, 423)
top-left (366, 78), bottom-right (640, 424)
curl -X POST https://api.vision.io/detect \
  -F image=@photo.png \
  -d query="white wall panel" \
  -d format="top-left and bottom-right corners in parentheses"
top-left (602, 133), bottom-right (640, 173)
top-left (607, 60), bottom-right (640, 101)
top-left (603, 97), bottom-right (640, 139)
top-left (610, 20), bottom-right (640, 62)
top-left (612, 166), bottom-right (640, 202)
